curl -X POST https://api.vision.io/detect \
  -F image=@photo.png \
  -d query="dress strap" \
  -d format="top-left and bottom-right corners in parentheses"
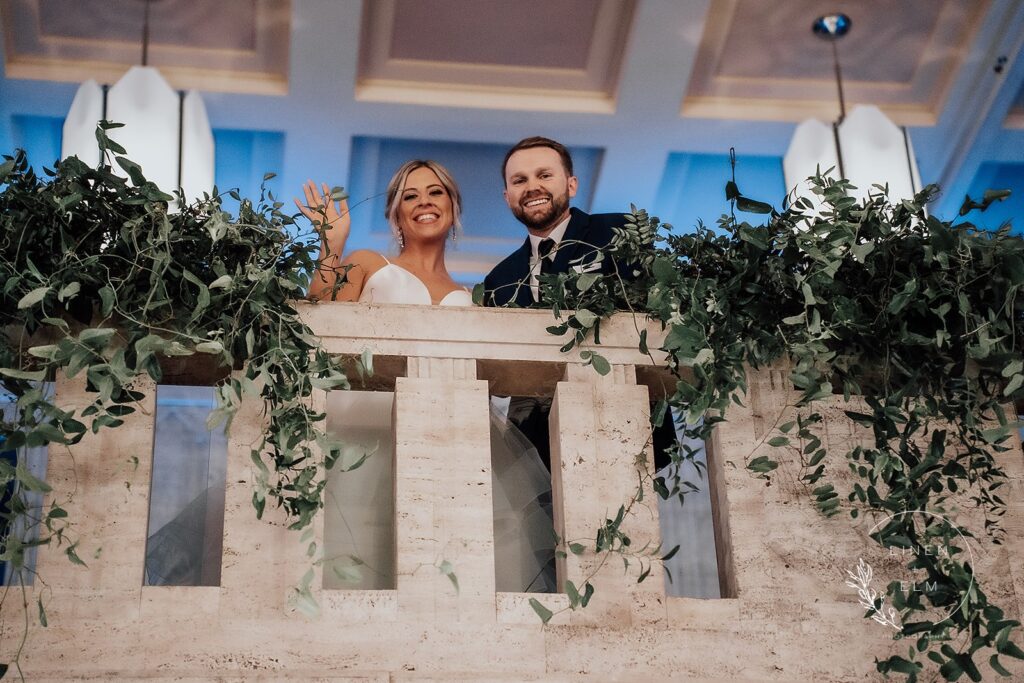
top-left (380, 254), bottom-right (391, 265)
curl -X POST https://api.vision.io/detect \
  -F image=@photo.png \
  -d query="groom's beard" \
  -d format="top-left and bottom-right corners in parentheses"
top-left (511, 189), bottom-right (571, 232)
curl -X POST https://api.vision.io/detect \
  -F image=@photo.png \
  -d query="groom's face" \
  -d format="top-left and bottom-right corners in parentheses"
top-left (503, 147), bottom-right (578, 234)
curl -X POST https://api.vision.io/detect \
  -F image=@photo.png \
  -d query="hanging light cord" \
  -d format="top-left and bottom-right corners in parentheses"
top-left (141, 0), bottom-right (152, 66)
top-left (831, 40), bottom-right (846, 125)
top-left (813, 14), bottom-right (852, 179)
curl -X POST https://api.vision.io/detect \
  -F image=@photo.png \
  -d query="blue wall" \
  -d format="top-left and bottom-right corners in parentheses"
top-left (1, 114), bottom-right (1012, 242)
top-left (211, 128), bottom-right (286, 216)
top-left (962, 161), bottom-right (1023, 232)
top-left (653, 152), bottom-right (786, 234)
top-left (7, 115), bottom-right (63, 173)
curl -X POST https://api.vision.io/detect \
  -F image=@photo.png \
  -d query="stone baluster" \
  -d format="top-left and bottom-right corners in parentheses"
top-left (394, 356), bottom-right (495, 621)
top-left (549, 363), bottom-right (665, 625)
top-left (218, 377), bottom-right (309, 620)
top-left (35, 373), bottom-right (155, 616)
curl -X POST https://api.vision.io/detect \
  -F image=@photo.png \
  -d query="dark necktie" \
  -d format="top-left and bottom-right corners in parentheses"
top-left (538, 238), bottom-right (556, 275)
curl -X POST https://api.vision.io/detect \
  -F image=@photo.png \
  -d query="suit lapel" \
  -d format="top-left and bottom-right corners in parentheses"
top-left (553, 208), bottom-right (591, 274)
top-left (507, 238), bottom-right (535, 307)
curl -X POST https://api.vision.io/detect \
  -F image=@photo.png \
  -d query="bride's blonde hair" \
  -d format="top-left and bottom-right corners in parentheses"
top-left (384, 160), bottom-right (463, 247)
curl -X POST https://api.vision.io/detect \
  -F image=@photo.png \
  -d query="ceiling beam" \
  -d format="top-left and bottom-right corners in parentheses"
top-left (913, 0), bottom-right (1024, 211)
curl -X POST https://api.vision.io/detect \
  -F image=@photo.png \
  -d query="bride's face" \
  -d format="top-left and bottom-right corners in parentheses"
top-left (397, 167), bottom-right (454, 245)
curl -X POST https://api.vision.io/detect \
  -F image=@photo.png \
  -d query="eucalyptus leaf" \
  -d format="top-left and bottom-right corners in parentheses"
top-left (0, 368), bottom-right (46, 381)
top-left (735, 196), bottom-right (773, 214)
top-left (1003, 374), bottom-right (1023, 397)
top-left (208, 275), bottom-right (233, 289)
top-left (27, 345), bottom-right (59, 360)
top-left (17, 286), bottom-right (50, 309)
top-left (590, 353), bottom-right (611, 376)
top-left (57, 282), bottom-right (80, 302)
top-left (438, 559), bottom-right (459, 593)
top-left (576, 272), bottom-right (600, 293)
top-left (195, 340), bottom-right (224, 354)
top-left (529, 597), bottom-right (553, 624)
top-left (574, 308), bottom-right (598, 328)
top-left (98, 285), bottom-right (116, 316)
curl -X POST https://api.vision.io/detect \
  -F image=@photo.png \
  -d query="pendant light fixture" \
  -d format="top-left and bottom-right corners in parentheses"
top-left (61, 0), bottom-right (214, 205)
top-left (783, 13), bottom-right (922, 208)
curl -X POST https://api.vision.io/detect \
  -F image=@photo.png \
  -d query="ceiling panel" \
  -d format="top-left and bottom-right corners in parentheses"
top-left (356, 0), bottom-right (635, 113)
top-left (40, 0), bottom-right (257, 51)
top-left (389, 0), bottom-right (597, 69)
top-left (683, 0), bottom-right (989, 125)
top-left (1, 0), bottom-right (290, 94)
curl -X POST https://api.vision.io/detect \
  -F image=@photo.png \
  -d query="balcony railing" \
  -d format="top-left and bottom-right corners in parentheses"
top-left (2, 303), bottom-right (1022, 681)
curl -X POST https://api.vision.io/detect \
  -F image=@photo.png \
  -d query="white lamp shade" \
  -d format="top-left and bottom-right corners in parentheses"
top-left (180, 90), bottom-right (215, 204)
top-left (783, 117), bottom-right (840, 212)
top-left (105, 66), bottom-right (182, 195)
top-left (61, 79), bottom-right (104, 166)
top-left (59, 65), bottom-right (215, 206)
top-left (838, 105), bottom-right (920, 203)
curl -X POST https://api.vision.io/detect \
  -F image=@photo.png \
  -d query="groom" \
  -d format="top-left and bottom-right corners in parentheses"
top-left (484, 136), bottom-right (672, 472)
top-left (483, 136), bottom-right (622, 307)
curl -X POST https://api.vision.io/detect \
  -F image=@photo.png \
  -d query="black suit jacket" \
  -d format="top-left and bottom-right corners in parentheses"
top-left (483, 208), bottom-right (624, 307)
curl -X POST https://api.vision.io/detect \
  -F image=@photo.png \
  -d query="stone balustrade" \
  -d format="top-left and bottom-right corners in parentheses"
top-left (2, 303), bottom-right (1022, 681)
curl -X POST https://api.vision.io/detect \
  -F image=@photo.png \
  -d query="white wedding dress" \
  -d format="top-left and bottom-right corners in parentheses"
top-left (322, 257), bottom-right (556, 592)
top-left (357, 260), bottom-right (474, 306)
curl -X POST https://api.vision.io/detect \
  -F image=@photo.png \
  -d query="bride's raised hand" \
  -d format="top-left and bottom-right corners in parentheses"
top-left (295, 180), bottom-right (351, 256)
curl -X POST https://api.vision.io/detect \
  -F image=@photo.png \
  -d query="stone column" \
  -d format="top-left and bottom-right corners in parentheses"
top-left (0, 373), bottom-right (157, 672)
top-left (218, 381), bottom-right (309, 620)
top-left (549, 363), bottom-right (665, 625)
top-left (1003, 424), bottom-right (1024, 624)
top-left (394, 356), bottom-right (495, 622)
top-left (707, 363), bottom-right (791, 603)
top-left (35, 373), bottom-right (155, 603)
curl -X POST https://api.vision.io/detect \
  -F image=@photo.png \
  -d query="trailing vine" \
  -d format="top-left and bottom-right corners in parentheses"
top-left (0, 126), bottom-right (353, 672)
top-left (536, 169), bottom-right (1024, 681)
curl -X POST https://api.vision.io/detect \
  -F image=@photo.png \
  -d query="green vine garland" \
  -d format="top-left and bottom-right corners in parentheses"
top-left (1, 129), bottom-right (1023, 681)
top-left (533, 170), bottom-right (1024, 681)
top-left (0, 125), bottom-right (353, 677)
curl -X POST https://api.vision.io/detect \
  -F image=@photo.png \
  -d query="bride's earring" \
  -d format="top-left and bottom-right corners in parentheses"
top-left (450, 226), bottom-right (456, 243)
top-left (397, 228), bottom-right (405, 249)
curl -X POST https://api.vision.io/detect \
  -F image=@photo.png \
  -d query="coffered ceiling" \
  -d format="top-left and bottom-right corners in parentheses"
top-left (356, 0), bottom-right (635, 113)
top-left (0, 0), bottom-right (1011, 124)
top-left (1, 0), bottom-right (1022, 277)
top-left (683, 0), bottom-right (988, 125)
top-left (1, 0), bottom-right (290, 93)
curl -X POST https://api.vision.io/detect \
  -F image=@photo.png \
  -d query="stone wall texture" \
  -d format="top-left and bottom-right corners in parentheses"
top-left (2, 304), bottom-right (1022, 681)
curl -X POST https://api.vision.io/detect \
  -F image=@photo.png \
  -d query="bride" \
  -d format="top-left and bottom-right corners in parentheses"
top-left (302, 160), bottom-right (472, 306)
top-left (296, 160), bottom-right (556, 593)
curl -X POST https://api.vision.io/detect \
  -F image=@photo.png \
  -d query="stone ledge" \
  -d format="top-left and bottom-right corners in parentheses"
top-left (298, 301), bottom-right (667, 366)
